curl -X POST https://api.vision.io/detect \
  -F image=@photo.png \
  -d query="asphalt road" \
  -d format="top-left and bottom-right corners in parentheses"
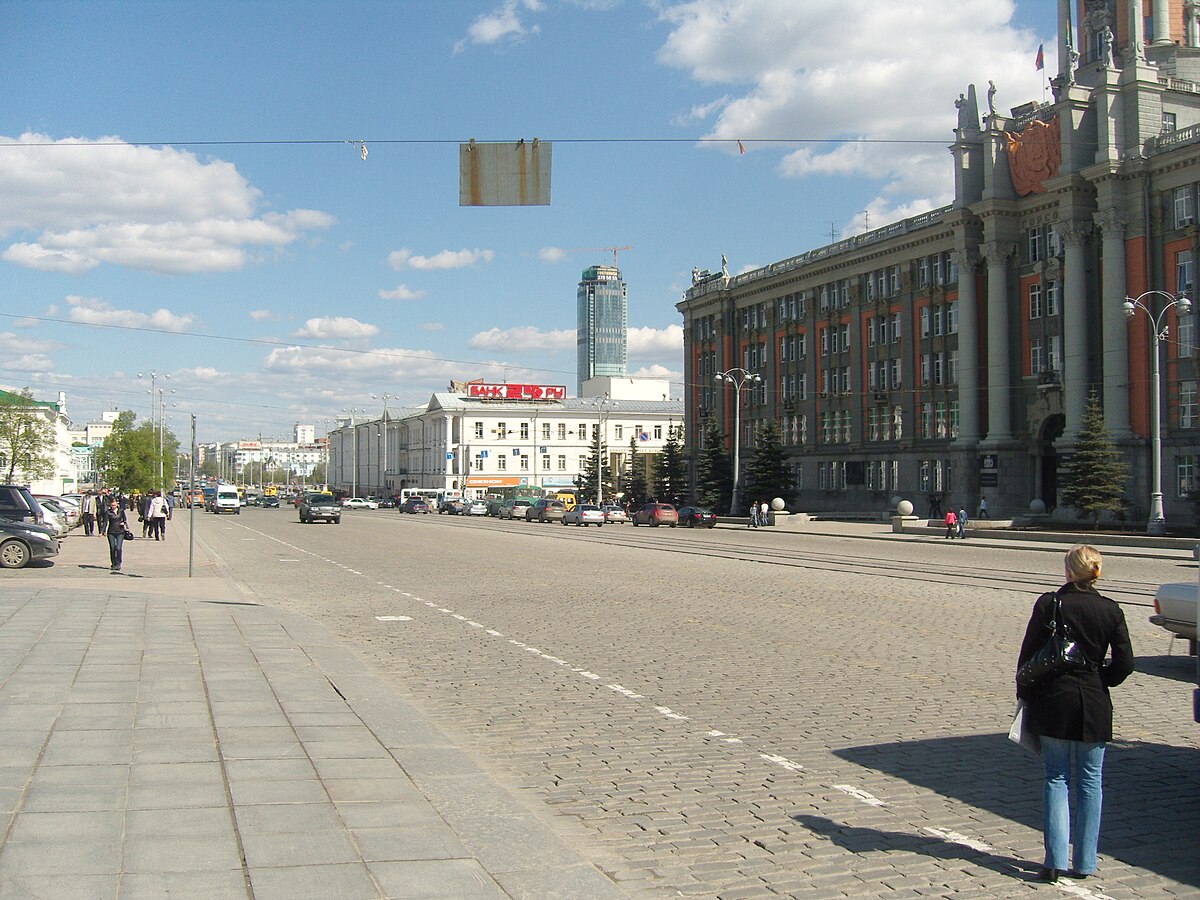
top-left (193, 507), bottom-right (1200, 899)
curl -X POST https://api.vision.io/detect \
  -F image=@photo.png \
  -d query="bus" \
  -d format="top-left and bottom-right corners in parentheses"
top-left (398, 488), bottom-right (441, 506)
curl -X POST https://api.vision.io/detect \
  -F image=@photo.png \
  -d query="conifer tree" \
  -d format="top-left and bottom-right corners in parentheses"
top-left (694, 417), bottom-right (732, 511)
top-left (1060, 390), bottom-right (1130, 528)
top-left (622, 436), bottom-right (649, 508)
top-left (652, 425), bottom-right (687, 504)
top-left (743, 421), bottom-right (793, 508)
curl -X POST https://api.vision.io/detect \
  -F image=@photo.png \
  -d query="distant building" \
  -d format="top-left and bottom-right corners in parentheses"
top-left (577, 265), bottom-right (628, 394)
top-left (676, 0), bottom-right (1200, 521)
top-left (0, 389), bottom-right (82, 494)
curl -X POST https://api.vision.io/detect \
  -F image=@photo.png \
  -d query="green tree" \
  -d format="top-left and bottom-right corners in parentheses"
top-left (694, 417), bottom-right (732, 511)
top-left (0, 388), bottom-right (55, 483)
top-left (1060, 391), bottom-right (1130, 528)
top-left (743, 421), bottom-right (793, 508)
top-left (621, 436), bottom-right (649, 508)
top-left (574, 429), bottom-right (614, 504)
top-left (94, 411), bottom-right (180, 493)
top-left (652, 425), bottom-right (687, 504)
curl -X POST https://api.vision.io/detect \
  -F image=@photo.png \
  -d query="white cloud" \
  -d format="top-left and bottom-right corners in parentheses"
top-left (469, 326), bottom-right (575, 352)
top-left (657, 0), bottom-right (1046, 221)
top-left (628, 324), bottom-right (684, 359)
top-left (249, 309), bottom-right (275, 321)
top-left (538, 246), bottom-right (567, 263)
top-left (377, 284), bottom-right (427, 301)
top-left (261, 344), bottom-right (454, 379)
top-left (629, 364), bottom-right (681, 382)
top-left (0, 133), bottom-right (334, 274)
top-left (388, 247), bottom-right (495, 271)
top-left (292, 317), bottom-right (380, 340)
top-left (65, 295), bottom-right (195, 332)
top-left (1, 354), bottom-right (53, 372)
top-left (419, 322), bottom-right (445, 331)
top-left (456, 0), bottom-right (544, 51)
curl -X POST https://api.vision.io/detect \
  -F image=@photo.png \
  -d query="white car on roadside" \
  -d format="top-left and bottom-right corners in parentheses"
top-left (341, 497), bottom-right (379, 509)
top-left (1151, 579), bottom-right (1198, 654)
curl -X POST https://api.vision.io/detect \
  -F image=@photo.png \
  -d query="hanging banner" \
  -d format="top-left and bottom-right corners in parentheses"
top-left (460, 140), bottom-right (552, 206)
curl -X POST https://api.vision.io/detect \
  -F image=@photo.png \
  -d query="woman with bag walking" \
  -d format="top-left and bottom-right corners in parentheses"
top-left (103, 498), bottom-right (129, 573)
top-left (1016, 545), bottom-right (1134, 883)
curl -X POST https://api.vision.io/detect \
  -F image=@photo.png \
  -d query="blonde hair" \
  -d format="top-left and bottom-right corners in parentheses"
top-left (1065, 544), bottom-right (1102, 587)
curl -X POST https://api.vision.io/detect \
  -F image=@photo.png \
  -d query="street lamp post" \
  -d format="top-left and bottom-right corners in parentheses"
top-left (1123, 290), bottom-right (1193, 535)
top-left (714, 367), bottom-right (762, 516)
top-left (341, 408), bottom-right (365, 498)
top-left (592, 393), bottom-right (612, 505)
top-left (372, 393), bottom-right (392, 497)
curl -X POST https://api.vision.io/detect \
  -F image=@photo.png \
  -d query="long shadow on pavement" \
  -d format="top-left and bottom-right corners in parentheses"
top-left (834, 733), bottom-right (1200, 888)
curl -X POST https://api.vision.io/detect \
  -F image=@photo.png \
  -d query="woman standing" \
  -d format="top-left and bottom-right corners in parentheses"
top-left (1017, 545), bottom-right (1134, 883)
top-left (104, 498), bottom-right (128, 573)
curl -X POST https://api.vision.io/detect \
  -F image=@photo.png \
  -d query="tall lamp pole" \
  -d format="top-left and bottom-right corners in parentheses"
top-left (715, 367), bottom-right (762, 516)
top-left (372, 393), bottom-right (392, 497)
top-left (592, 393), bottom-right (612, 504)
top-left (1123, 290), bottom-right (1192, 535)
top-left (341, 408), bottom-right (364, 498)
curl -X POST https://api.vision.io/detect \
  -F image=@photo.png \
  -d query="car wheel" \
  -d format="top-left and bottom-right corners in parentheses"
top-left (632, 519), bottom-right (638, 526)
top-left (669, 524), bottom-right (676, 528)
top-left (334, 518), bottom-right (341, 524)
top-left (0, 539), bottom-right (31, 569)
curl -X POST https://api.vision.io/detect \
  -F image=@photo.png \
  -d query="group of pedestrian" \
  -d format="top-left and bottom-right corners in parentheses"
top-left (746, 499), bottom-right (769, 527)
top-left (943, 505), bottom-right (970, 539)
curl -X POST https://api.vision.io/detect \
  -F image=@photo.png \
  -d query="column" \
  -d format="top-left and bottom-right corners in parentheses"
top-left (1060, 221), bottom-right (1092, 441)
top-left (982, 241), bottom-right (1016, 443)
top-left (1059, 0), bottom-right (1074, 79)
top-left (1095, 208), bottom-right (1133, 437)
top-left (1128, 0), bottom-right (1147, 60)
top-left (951, 249), bottom-right (981, 444)
top-left (1152, 0), bottom-right (1171, 44)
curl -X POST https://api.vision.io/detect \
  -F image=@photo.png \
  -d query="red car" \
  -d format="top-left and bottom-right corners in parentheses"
top-left (632, 503), bottom-right (678, 527)
top-left (675, 506), bottom-right (717, 528)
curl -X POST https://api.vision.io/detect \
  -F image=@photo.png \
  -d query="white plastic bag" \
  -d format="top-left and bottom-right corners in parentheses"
top-left (1008, 700), bottom-right (1040, 753)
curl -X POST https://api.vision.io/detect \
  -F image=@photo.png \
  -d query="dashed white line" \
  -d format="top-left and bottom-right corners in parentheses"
top-left (761, 753), bottom-right (804, 773)
top-left (375, 616), bottom-right (414, 622)
top-left (654, 706), bottom-right (689, 721)
top-left (833, 784), bottom-right (885, 807)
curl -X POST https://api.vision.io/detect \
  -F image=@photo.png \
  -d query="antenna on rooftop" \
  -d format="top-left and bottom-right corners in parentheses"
top-left (569, 246), bottom-right (633, 267)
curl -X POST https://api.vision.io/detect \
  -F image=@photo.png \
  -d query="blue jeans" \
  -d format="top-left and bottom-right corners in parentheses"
top-left (1041, 736), bottom-right (1105, 874)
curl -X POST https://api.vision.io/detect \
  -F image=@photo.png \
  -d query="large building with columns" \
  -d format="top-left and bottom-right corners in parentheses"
top-left (677, 0), bottom-right (1200, 522)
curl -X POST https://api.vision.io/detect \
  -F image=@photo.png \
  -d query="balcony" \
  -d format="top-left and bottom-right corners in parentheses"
top-left (1037, 369), bottom-right (1061, 389)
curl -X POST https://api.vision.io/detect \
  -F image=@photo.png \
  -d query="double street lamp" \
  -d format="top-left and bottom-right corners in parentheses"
top-left (714, 367), bottom-right (761, 516)
top-left (340, 408), bottom-right (366, 498)
top-left (1123, 290), bottom-right (1192, 535)
top-left (371, 393), bottom-right (392, 497)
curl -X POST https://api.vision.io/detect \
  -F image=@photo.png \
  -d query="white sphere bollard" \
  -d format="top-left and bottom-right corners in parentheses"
top-left (896, 500), bottom-right (914, 517)
top-left (770, 497), bottom-right (785, 511)
top-left (1029, 498), bottom-right (1046, 515)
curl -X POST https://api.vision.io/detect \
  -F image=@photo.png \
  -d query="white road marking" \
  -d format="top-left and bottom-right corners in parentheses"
top-left (608, 684), bottom-right (644, 699)
top-left (655, 706), bottom-right (689, 721)
top-left (833, 784), bottom-right (885, 807)
top-left (760, 753), bottom-right (804, 772)
top-left (922, 827), bottom-right (992, 853)
top-left (375, 616), bottom-right (414, 622)
top-left (1055, 883), bottom-right (1114, 900)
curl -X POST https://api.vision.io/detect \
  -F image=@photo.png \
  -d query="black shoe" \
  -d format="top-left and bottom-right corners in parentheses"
top-left (1066, 871), bottom-right (1091, 880)
top-left (1036, 868), bottom-right (1059, 883)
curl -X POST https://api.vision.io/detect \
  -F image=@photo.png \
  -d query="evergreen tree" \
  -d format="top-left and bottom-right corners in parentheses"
top-left (743, 421), bottom-right (793, 508)
top-left (0, 388), bottom-right (55, 483)
top-left (1060, 390), bottom-right (1130, 528)
top-left (574, 429), bottom-right (614, 504)
top-left (622, 436), bottom-right (649, 508)
top-left (652, 425), bottom-right (687, 504)
top-left (694, 417), bottom-right (732, 511)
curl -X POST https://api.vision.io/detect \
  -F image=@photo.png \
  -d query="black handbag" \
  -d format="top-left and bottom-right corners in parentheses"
top-left (1016, 593), bottom-right (1088, 689)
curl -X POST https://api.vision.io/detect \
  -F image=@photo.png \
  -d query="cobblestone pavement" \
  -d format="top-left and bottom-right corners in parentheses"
top-left (191, 509), bottom-right (1199, 898)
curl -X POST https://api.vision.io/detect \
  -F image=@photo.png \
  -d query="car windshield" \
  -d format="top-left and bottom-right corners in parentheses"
top-left (308, 494), bottom-right (335, 503)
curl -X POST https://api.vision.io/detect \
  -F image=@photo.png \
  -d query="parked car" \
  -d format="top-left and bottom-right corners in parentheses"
top-left (33, 500), bottom-right (69, 537)
top-left (675, 506), bottom-right (717, 528)
top-left (563, 504), bottom-right (605, 526)
top-left (341, 497), bottom-right (379, 509)
top-left (0, 484), bottom-right (43, 525)
top-left (632, 502), bottom-right (678, 527)
top-left (462, 500), bottom-right (489, 516)
top-left (377, 497), bottom-right (397, 509)
top-left (0, 519), bottom-right (59, 569)
top-left (35, 495), bottom-right (79, 529)
top-left (260, 494), bottom-right (281, 508)
top-left (526, 499), bottom-right (567, 523)
top-left (439, 498), bottom-right (467, 515)
top-left (299, 492), bottom-right (341, 524)
top-left (498, 498), bottom-right (533, 520)
top-left (1151, 578), bottom-right (1198, 655)
top-left (399, 498), bottom-right (430, 514)
top-left (600, 504), bottom-right (627, 524)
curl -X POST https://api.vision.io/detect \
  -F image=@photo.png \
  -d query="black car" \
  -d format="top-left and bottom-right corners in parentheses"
top-left (0, 518), bottom-right (59, 568)
top-left (261, 495), bottom-right (281, 508)
top-left (299, 492), bottom-right (341, 524)
top-left (399, 498), bottom-right (430, 514)
top-left (675, 506), bottom-right (717, 528)
top-left (0, 484), bottom-right (43, 525)
top-left (377, 497), bottom-right (396, 509)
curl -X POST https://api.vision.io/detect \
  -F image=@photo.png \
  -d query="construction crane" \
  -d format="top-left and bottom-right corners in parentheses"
top-left (568, 245), bottom-right (632, 268)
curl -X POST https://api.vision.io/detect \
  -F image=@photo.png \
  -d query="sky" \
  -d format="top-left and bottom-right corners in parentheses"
top-left (2, 0), bottom-right (1057, 443)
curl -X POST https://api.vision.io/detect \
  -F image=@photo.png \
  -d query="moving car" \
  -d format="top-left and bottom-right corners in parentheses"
top-left (0, 519), bottom-right (59, 569)
top-left (462, 500), bottom-right (488, 516)
top-left (497, 498), bottom-right (533, 520)
top-left (526, 499), bottom-right (567, 523)
top-left (600, 504), bottom-right (627, 524)
top-left (341, 497), bottom-right (379, 509)
top-left (1151, 579), bottom-right (1198, 655)
top-left (675, 506), bottom-right (717, 528)
top-left (399, 498), bottom-right (430, 514)
top-left (213, 485), bottom-right (241, 515)
top-left (299, 492), bottom-right (341, 524)
top-left (632, 502), bottom-right (678, 527)
top-left (563, 504), bottom-right (605, 526)
top-left (260, 494), bottom-right (281, 508)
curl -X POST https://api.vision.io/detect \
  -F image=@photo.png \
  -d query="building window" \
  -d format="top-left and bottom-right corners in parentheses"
top-left (557, 423), bottom-right (567, 440)
top-left (1178, 455), bottom-right (1197, 497)
top-left (518, 454), bottom-right (529, 471)
top-left (497, 455), bottom-right (507, 471)
top-left (474, 422), bottom-right (484, 439)
top-left (542, 422), bottom-right (551, 440)
top-left (520, 423), bottom-right (529, 439)
top-left (1163, 111), bottom-right (1178, 134)
top-left (1177, 250), bottom-right (1194, 296)
top-left (1182, 381), bottom-right (1197, 428)
top-left (496, 421), bottom-right (507, 438)
top-left (890, 358), bottom-right (902, 389)
top-left (1175, 185), bottom-right (1194, 228)
top-left (933, 306), bottom-right (944, 336)
top-left (921, 307), bottom-right (930, 337)
top-left (933, 352), bottom-right (945, 385)
top-left (921, 403), bottom-right (932, 438)
top-left (893, 406), bottom-right (903, 440)
top-left (1179, 312), bottom-right (1194, 358)
top-left (654, 425), bottom-right (663, 439)
top-left (921, 354), bottom-right (931, 385)
top-left (890, 314), bottom-right (901, 343)
top-left (1027, 225), bottom-right (1045, 263)
top-left (949, 349), bottom-right (959, 384)
top-left (821, 327), bottom-right (830, 355)
top-left (1031, 337), bottom-right (1045, 374)
top-left (1029, 283), bottom-right (1043, 318)
top-left (614, 425), bottom-right (624, 440)
top-left (541, 454), bottom-right (550, 470)
top-left (947, 301), bottom-right (959, 333)
top-left (890, 266), bottom-right (901, 294)
top-left (474, 453), bottom-right (485, 469)
top-left (557, 455), bottom-right (567, 471)
top-left (918, 257), bottom-right (930, 288)
top-left (1046, 281), bottom-right (1060, 316)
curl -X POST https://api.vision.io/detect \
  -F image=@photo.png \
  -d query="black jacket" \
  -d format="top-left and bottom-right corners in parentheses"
top-left (1017, 583), bottom-right (1134, 742)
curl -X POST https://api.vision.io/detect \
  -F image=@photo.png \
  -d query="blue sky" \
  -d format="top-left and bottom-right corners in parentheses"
top-left (2, 0), bottom-right (1056, 442)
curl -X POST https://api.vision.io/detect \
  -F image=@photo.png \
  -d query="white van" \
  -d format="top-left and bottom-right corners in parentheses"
top-left (214, 485), bottom-right (241, 515)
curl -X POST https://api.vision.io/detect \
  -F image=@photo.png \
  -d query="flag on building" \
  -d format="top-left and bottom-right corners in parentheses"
top-left (1035, 43), bottom-right (1045, 70)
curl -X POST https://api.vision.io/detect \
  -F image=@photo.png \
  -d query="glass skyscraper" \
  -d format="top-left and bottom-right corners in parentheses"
top-left (576, 264), bottom-right (627, 394)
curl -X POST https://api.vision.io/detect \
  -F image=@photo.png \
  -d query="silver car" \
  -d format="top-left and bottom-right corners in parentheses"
top-left (563, 504), bottom-right (605, 527)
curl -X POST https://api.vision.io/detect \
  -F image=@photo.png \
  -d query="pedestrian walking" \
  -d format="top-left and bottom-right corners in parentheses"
top-left (1016, 545), bottom-right (1134, 883)
top-left (957, 506), bottom-right (968, 539)
top-left (103, 498), bottom-right (129, 573)
top-left (760, 500), bottom-right (769, 527)
top-left (748, 500), bottom-right (758, 528)
top-left (138, 492), bottom-right (150, 538)
top-left (146, 491), bottom-right (168, 541)
top-left (978, 496), bottom-right (990, 519)
top-left (81, 490), bottom-right (96, 536)
top-left (943, 508), bottom-right (957, 539)
top-left (96, 491), bottom-right (109, 535)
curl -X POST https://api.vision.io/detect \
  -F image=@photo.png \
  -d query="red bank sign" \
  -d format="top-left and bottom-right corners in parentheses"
top-left (465, 383), bottom-right (566, 401)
